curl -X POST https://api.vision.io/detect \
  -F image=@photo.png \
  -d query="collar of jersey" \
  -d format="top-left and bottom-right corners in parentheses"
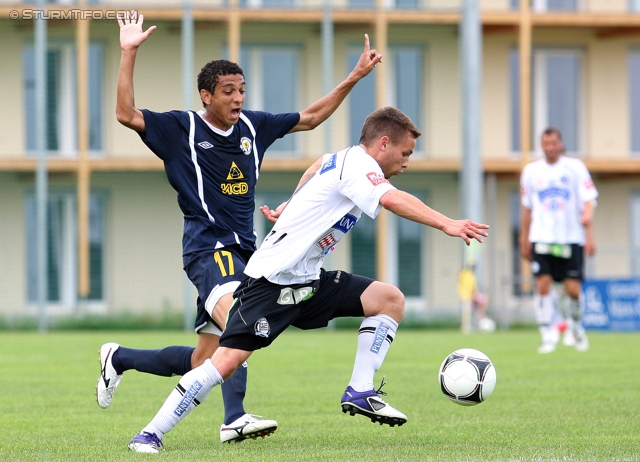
top-left (197, 110), bottom-right (235, 137)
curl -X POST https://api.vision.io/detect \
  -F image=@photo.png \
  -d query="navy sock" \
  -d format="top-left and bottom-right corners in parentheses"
top-left (113, 346), bottom-right (194, 377)
top-left (222, 362), bottom-right (247, 425)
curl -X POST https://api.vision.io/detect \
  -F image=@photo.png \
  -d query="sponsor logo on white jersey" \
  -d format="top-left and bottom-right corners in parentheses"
top-left (316, 232), bottom-right (337, 254)
top-left (366, 172), bottom-right (389, 186)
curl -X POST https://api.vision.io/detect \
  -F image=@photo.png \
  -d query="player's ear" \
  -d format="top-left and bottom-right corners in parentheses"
top-left (379, 135), bottom-right (390, 150)
top-left (200, 89), bottom-right (212, 106)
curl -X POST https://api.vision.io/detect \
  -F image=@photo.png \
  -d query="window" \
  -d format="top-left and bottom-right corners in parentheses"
top-left (350, 214), bottom-right (377, 280)
top-left (631, 192), bottom-right (640, 276)
top-left (239, 0), bottom-right (295, 7)
top-left (350, 192), bottom-right (428, 298)
top-left (509, 49), bottom-right (520, 153)
top-left (534, 49), bottom-right (583, 155)
top-left (348, 46), bottom-right (424, 151)
top-left (241, 45), bottom-right (299, 156)
top-left (532, 0), bottom-right (579, 11)
top-left (23, 42), bottom-right (103, 156)
top-left (88, 45), bottom-right (103, 152)
top-left (26, 191), bottom-right (105, 307)
top-left (385, 0), bottom-right (420, 8)
top-left (348, 49), bottom-right (376, 146)
top-left (388, 46), bottom-right (424, 154)
top-left (629, 51), bottom-right (640, 155)
top-left (510, 190), bottom-right (533, 295)
top-left (347, 0), bottom-right (375, 8)
top-left (395, 192), bottom-right (426, 296)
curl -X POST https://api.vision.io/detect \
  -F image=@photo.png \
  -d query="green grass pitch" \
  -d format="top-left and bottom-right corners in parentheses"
top-left (1, 328), bottom-right (639, 461)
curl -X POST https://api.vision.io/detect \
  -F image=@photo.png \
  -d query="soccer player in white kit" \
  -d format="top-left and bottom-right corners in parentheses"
top-left (127, 107), bottom-right (489, 453)
top-left (520, 128), bottom-right (598, 354)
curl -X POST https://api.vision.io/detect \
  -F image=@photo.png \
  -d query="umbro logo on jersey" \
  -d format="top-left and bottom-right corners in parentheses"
top-left (198, 141), bottom-right (214, 149)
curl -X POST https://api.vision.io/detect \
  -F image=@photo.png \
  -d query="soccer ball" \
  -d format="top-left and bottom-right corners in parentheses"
top-left (438, 348), bottom-right (496, 406)
top-left (477, 317), bottom-right (496, 333)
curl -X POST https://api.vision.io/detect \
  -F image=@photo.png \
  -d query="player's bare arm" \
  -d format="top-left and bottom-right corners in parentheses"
top-left (290, 34), bottom-right (382, 133)
top-left (519, 206), bottom-right (532, 261)
top-left (583, 201), bottom-right (596, 256)
top-left (379, 189), bottom-right (489, 246)
top-left (115, 12), bottom-right (156, 133)
top-left (260, 157), bottom-right (323, 223)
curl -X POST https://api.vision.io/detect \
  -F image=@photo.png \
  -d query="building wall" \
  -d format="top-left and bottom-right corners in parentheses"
top-left (93, 172), bottom-right (185, 313)
top-left (1, 7), bottom-right (639, 321)
top-left (0, 24), bottom-right (26, 157)
top-left (0, 174), bottom-right (26, 315)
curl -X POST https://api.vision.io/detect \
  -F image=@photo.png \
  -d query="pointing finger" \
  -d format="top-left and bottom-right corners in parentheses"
top-left (364, 33), bottom-right (370, 52)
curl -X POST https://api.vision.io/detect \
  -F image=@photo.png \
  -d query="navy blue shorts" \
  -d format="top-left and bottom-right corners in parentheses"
top-left (219, 269), bottom-right (373, 351)
top-left (184, 246), bottom-right (254, 335)
top-left (531, 243), bottom-right (584, 282)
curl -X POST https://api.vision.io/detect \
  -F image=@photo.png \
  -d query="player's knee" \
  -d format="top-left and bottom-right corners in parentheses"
top-left (191, 345), bottom-right (218, 369)
top-left (382, 285), bottom-right (405, 323)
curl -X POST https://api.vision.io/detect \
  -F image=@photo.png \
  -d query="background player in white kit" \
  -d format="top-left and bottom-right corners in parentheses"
top-left (127, 107), bottom-right (489, 453)
top-left (520, 128), bottom-right (598, 353)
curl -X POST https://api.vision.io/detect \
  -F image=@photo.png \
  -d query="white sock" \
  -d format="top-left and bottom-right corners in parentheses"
top-left (348, 314), bottom-right (398, 392)
top-left (535, 293), bottom-right (556, 343)
top-left (568, 296), bottom-right (581, 323)
top-left (142, 359), bottom-right (223, 438)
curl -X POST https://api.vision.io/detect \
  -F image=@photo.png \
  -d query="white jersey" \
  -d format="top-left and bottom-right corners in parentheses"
top-left (520, 155), bottom-right (598, 245)
top-left (245, 146), bottom-right (396, 284)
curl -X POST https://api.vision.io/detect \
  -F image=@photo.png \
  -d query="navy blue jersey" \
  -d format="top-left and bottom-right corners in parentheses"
top-left (139, 109), bottom-right (300, 263)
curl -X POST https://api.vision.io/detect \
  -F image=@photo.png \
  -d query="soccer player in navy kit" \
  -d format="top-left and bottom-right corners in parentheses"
top-left (96, 11), bottom-right (382, 444)
top-left (127, 107), bottom-right (489, 453)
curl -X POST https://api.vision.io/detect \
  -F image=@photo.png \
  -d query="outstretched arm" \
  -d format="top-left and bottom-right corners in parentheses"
top-left (289, 34), bottom-right (382, 133)
top-left (379, 189), bottom-right (489, 246)
top-left (116, 12), bottom-right (156, 132)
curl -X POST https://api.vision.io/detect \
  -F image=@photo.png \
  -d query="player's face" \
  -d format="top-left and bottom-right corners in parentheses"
top-left (203, 74), bottom-right (246, 131)
top-left (378, 134), bottom-right (416, 179)
top-left (541, 133), bottom-right (563, 164)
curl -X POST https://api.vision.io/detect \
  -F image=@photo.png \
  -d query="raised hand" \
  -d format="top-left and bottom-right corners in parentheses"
top-left (349, 34), bottom-right (383, 81)
top-left (117, 11), bottom-right (156, 51)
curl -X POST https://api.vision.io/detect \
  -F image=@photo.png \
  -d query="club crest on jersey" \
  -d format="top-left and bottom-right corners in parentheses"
top-left (198, 141), bottom-right (214, 149)
top-left (366, 172), bottom-right (389, 186)
top-left (254, 317), bottom-right (270, 338)
top-left (240, 137), bottom-right (252, 155)
top-left (227, 162), bottom-right (245, 180)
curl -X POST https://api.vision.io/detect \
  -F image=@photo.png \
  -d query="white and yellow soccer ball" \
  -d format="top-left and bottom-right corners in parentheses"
top-left (438, 348), bottom-right (496, 406)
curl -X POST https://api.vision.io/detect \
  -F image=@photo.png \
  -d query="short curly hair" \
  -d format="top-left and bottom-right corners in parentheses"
top-left (197, 60), bottom-right (245, 107)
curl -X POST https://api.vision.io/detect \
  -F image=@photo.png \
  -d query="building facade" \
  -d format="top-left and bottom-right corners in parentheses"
top-left (0, 0), bottom-right (639, 324)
